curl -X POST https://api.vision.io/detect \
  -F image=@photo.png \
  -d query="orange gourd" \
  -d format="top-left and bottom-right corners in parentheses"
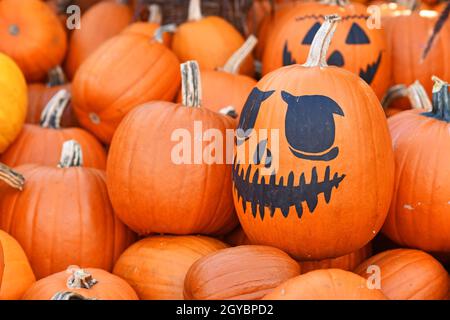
top-left (113, 235), bottom-right (228, 300)
top-left (0, 141), bottom-right (135, 279)
top-left (184, 245), bottom-right (301, 300)
top-left (233, 15), bottom-right (394, 260)
top-left (0, 0), bottom-right (67, 82)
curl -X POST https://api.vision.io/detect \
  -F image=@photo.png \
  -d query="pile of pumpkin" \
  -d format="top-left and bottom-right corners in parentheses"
top-left (0, 0), bottom-right (449, 300)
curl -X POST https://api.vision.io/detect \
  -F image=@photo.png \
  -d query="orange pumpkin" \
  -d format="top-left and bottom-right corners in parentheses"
top-left (298, 243), bottom-right (372, 273)
top-left (0, 228), bottom-right (36, 300)
top-left (0, 240), bottom-right (3, 290)
top-left (1, 90), bottom-right (107, 170)
top-left (64, 0), bottom-right (133, 79)
top-left (262, 0), bottom-right (391, 99)
top-left (171, 0), bottom-right (254, 76)
top-left (383, 77), bottom-right (450, 252)
top-left (355, 249), bottom-right (449, 300)
top-left (263, 269), bottom-right (387, 300)
top-left (72, 26), bottom-right (180, 144)
top-left (107, 61), bottom-right (238, 235)
top-left (26, 67), bottom-right (78, 127)
top-left (0, 141), bottom-right (135, 279)
top-left (224, 226), bottom-right (253, 246)
top-left (23, 267), bottom-right (138, 300)
top-left (0, 0), bottom-right (67, 82)
top-left (113, 235), bottom-right (228, 300)
top-left (233, 15), bottom-right (394, 260)
top-left (184, 245), bottom-right (301, 300)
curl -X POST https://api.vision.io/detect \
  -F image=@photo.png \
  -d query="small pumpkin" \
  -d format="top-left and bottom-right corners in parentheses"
top-left (0, 226), bottom-right (36, 300)
top-left (383, 76), bottom-right (450, 252)
top-left (1, 90), bottom-right (107, 170)
top-left (72, 24), bottom-right (181, 144)
top-left (262, 0), bottom-right (391, 99)
top-left (113, 235), bottom-right (228, 300)
top-left (64, 0), bottom-right (133, 79)
top-left (0, 53), bottom-right (27, 153)
top-left (26, 67), bottom-right (78, 127)
top-left (0, 0), bottom-right (67, 82)
top-left (354, 249), bottom-right (449, 300)
top-left (233, 15), bottom-right (394, 260)
top-left (23, 267), bottom-right (138, 300)
top-left (184, 245), bottom-right (301, 300)
top-left (263, 269), bottom-right (387, 300)
top-left (171, 0), bottom-right (254, 76)
top-left (107, 61), bottom-right (238, 235)
top-left (0, 141), bottom-right (135, 279)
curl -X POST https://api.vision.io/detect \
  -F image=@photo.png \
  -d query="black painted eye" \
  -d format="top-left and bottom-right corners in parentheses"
top-left (281, 91), bottom-right (345, 161)
top-left (302, 22), bottom-right (321, 45)
top-left (346, 23), bottom-right (370, 44)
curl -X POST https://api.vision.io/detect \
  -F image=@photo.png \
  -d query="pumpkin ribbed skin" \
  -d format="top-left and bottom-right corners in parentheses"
top-left (383, 109), bottom-right (450, 251)
top-left (113, 235), bottom-right (228, 300)
top-left (184, 245), bottom-right (301, 300)
top-left (107, 102), bottom-right (238, 235)
top-left (263, 269), bottom-right (387, 300)
top-left (0, 241), bottom-right (3, 290)
top-left (64, 1), bottom-right (132, 79)
top-left (0, 125), bottom-right (107, 170)
top-left (0, 230), bottom-right (36, 300)
top-left (23, 268), bottom-right (138, 300)
top-left (0, 0), bottom-right (67, 82)
top-left (298, 243), bottom-right (372, 273)
top-left (72, 33), bottom-right (181, 144)
top-left (0, 53), bottom-right (27, 153)
top-left (0, 164), bottom-right (135, 279)
top-left (354, 249), bottom-right (449, 300)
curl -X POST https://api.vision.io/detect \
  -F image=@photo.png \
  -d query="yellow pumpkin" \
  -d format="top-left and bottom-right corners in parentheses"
top-left (0, 53), bottom-right (27, 153)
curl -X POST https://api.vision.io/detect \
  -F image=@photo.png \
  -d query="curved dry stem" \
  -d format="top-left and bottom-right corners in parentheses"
top-left (381, 84), bottom-right (408, 109)
top-left (0, 163), bottom-right (24, 191)
top-left (219, 106), bottom-right (238, 118)
top-left (147, 4), bottom-right (162, 24)
top-left (51, 291), bottom-right (97, 300)
top-left (47, 66), bottom-right (67, 87)
top-left (188, 0), bottom-right (203, 21)
top-left (408, 81), bottom-right (432, 111)
top-left (222, 35), bottom-right (258, 74)
top-left (154, 23), bottom-right (177, 43)
top-left (40, 89), bottom-right (71, 129)
top-left (181, 61), bottom-right (202, 108)
top-left (66, 269), bottom-right (98, 290)
top-left (58, 140), bottom-right (83, 168)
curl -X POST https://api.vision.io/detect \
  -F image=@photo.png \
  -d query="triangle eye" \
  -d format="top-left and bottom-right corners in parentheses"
top-left (346, 23), bottom-right (370, 44)
top-left (302, 22), bottom-right (322, 45)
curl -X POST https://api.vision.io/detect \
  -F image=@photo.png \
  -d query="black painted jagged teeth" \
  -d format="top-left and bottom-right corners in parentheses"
top-left (232, 164), bottom-right (346, 220)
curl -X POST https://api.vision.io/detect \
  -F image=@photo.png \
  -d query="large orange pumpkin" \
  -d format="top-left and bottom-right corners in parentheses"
top-left (0, 0), bottom-right (67, 82)
top-left (64, 0), bottom-right (133, 79)
top-left (107, 61), bottom-right (238, 235)
top-left (263, 269), bottom-right (387, 300)
top-left (72, 26), bottom-right (180, 144)
top-left (113, 235), bottom-right (228, 300)
top-left (0, 228), bottom-right (36, 300)
top-left (354, 249), bottom-right (449, 300)
top-left (383, 77), bottom-right (450, 252)
top-left (26, 67), bottom-right (78, 127)
top-left (0, 141), bottom-right (135, 279)
top-left (171, 0), bottom-right (254, 76)
top-left (1, 90), bottom-right (107, 170)
top-left (262, 0), bottom-right (391, 99)
top-left (23, 267), bottom-right (138, 300)
top-left (233, 15), bottom-right (394, 260)
top-left (184, 245), bottom-right (301, 300)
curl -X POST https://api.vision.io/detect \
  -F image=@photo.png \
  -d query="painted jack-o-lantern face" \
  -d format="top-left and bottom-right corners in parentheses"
top-left (262, 2), bottom-right (391, 99)
top-left (233, 15), bottom-right (395, 261)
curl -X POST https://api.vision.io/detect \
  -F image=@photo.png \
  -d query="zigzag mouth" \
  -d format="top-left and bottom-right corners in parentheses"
top-left (359, 52), bottom-right (382, 85)
top-left (232, 161), bottom-right (346, 220)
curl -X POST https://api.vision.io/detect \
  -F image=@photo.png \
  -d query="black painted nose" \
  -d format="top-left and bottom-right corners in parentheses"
top-left (327, 50), bottom-right (344, 67)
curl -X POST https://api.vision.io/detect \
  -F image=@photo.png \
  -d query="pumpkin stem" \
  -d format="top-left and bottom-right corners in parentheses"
top-left (51, 291), bottom-right (97, 300)
top-left (40, 89), bottom-right (71, 129)
top-left (147, 4), bottom-right (162, 24)
top-left (408, 81), bottom-right (432, 111)
top-left (181, 61), bottom-right (202, 108)
top-left (381, 84), bottom-right (408, 109)
top-left (188, 0), bottom-right (203, 21)
top-left (424, 76), bottom-right (450, 121)
top-left (0, 163), bottom-right (25, 191)
top-left (219, 106), bottom-right (238, 118)
top-left (319, 0), bottom-right (350, 7)
top-left (222, 35), bottom-right (258, 74)
top-left (66, 269), bottom-right (98, 290)
top-left (303, 14), bottom-right (341, 68)
top-left (58, 140), bottom-right (83, 168)
top-left (47, 66), bottom-right (67, 87)
top-left (154, 24), bottom-right (177, 43)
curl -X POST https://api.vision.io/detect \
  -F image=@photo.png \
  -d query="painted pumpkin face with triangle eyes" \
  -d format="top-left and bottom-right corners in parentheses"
top-left (233, 16), bottom-right (394, 260)
top-left (262, 2), bottom-right (391, 99)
